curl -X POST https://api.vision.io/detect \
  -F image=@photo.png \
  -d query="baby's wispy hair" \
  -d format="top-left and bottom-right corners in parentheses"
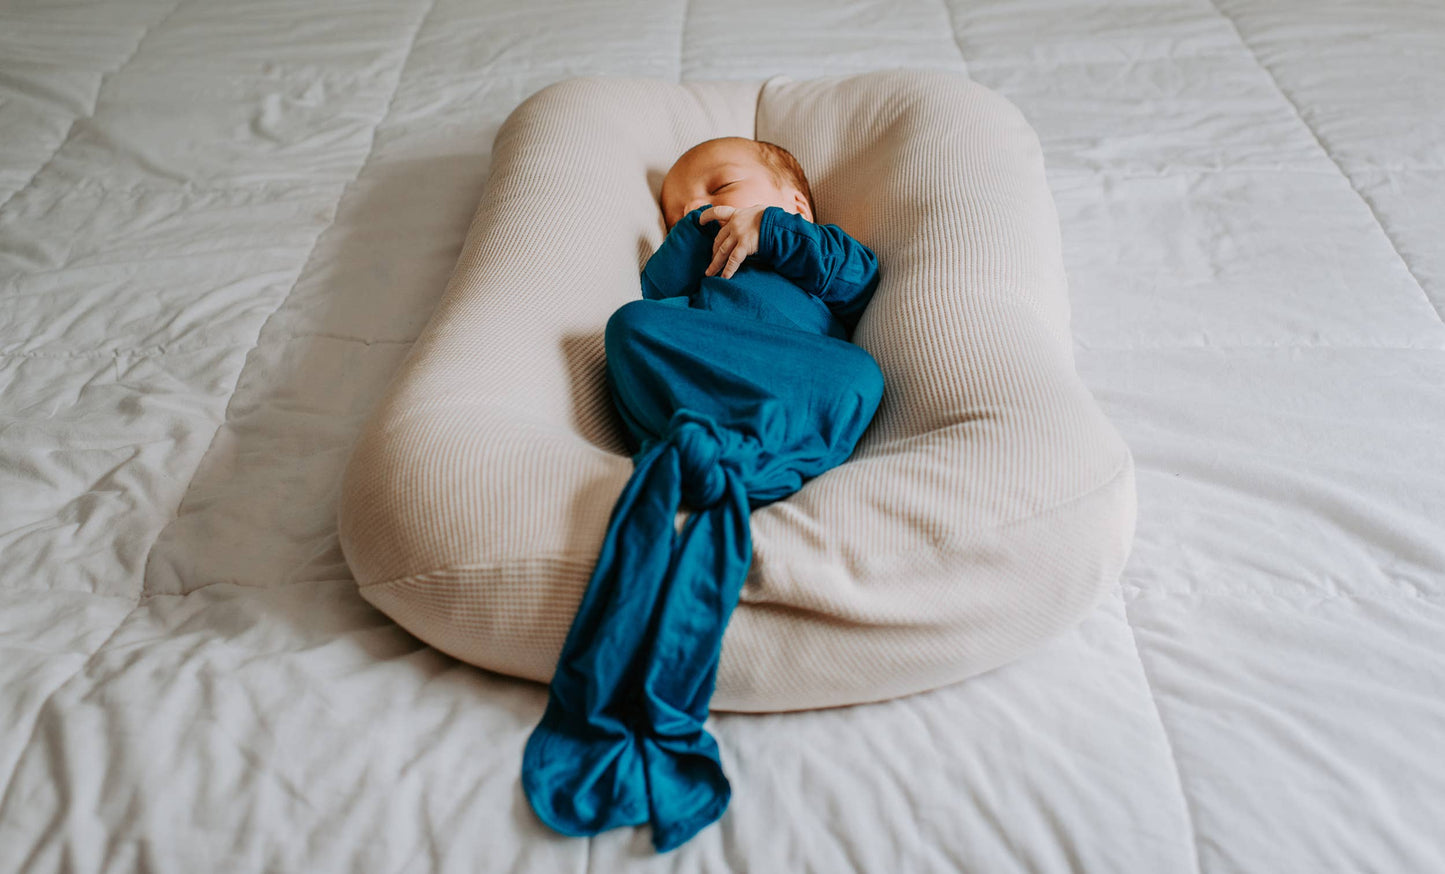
top-left (754, 140), bottom-right (816, 220)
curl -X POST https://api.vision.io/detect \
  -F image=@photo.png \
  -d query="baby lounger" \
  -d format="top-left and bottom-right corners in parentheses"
top-left (337, 68), bottom-right (1137, 714)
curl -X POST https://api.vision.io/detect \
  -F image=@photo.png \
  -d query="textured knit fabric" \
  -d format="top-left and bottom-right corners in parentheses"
top-left (521, 204), bottom-right (883, 851)
top-left (337, 70), bottom-right (1137, 714)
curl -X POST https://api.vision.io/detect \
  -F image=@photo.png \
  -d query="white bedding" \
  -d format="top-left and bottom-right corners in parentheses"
top-left (1, 0), bottom-right (1441, 871)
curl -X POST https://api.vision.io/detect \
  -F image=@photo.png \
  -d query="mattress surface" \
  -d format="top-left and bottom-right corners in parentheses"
top-left (1, 0), bottom-right (1442, 871)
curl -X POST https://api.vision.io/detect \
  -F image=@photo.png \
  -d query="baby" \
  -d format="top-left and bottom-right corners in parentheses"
top-left (643, 136), bottom-right (880, 341)
top-left (525, 136), bottom-right (889, 853)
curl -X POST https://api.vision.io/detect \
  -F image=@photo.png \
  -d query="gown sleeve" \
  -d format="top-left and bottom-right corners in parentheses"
top-left (756, 206), bottom-right (881, 334)
top-left (640, 205), bottom-right (717, 301)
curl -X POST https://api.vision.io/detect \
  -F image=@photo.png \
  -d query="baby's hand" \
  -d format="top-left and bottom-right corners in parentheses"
top-left (700, 204), bottom-right (768, 279)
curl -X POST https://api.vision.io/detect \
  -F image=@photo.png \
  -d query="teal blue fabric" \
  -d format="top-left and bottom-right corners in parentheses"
top-left (522, 205), bottom-right (884, 852)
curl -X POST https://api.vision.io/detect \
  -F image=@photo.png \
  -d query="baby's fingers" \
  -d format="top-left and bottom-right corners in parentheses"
top-left (704, 235), bottom-right (734, 277)
top-left (699, 204), bottom-right (735, 226)
top-left (720, 244), bottom-right (748, 279)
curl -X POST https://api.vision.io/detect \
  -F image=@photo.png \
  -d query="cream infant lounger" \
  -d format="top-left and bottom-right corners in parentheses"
top-left (336, 68), bottom-right (1137, 714)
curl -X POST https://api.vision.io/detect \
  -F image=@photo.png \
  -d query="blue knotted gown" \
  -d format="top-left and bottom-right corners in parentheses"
top-left (522, 205), bottom-right (885, 852)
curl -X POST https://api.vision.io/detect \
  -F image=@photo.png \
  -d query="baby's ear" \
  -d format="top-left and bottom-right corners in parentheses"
top-left (791, 189), bottom-right (814, 222)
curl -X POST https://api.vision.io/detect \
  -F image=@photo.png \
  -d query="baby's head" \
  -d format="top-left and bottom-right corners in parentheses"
top-left (659, 137), bottom-right (816, 230)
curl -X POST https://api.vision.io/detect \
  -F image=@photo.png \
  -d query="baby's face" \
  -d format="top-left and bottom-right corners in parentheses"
top-left (659, 138), bottom-right (810, 230)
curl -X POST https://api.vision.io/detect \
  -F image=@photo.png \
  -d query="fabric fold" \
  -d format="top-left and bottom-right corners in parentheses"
top-left (523, 299), bottom-right (884, 851)
top-left (522, 411), bottom-right (753, 851)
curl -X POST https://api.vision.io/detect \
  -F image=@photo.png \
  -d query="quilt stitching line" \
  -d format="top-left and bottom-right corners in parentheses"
top-left (0, 334), bottom-right (414, 360)
top-left (0, 0), bottom-right (191, 221)
top-left (675, 0), bottom-right (692, 83)
top-left (1119, 594), bottom-right (1206, 874)
top-left (938, 0), bottom-right (970, 74)
top-left (16, 176), bottom-right (345, 200)
top-left (136, 0), bottom-right (443, 602)
top-left (1202, 0), bottom-right (1444, 327)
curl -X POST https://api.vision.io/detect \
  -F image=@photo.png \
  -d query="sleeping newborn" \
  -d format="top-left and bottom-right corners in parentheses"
top-left (523, 135), bottom-right (886, 854)
top-left (645, 136), bottom-right (880, 341)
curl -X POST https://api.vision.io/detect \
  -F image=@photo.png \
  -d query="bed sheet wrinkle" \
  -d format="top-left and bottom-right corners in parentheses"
top-left (0, 597), bottom-right (140, 835)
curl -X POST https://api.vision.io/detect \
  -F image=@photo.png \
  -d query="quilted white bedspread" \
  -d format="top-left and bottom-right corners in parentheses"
top-left (2, 0), bottom-right (1442, 871)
